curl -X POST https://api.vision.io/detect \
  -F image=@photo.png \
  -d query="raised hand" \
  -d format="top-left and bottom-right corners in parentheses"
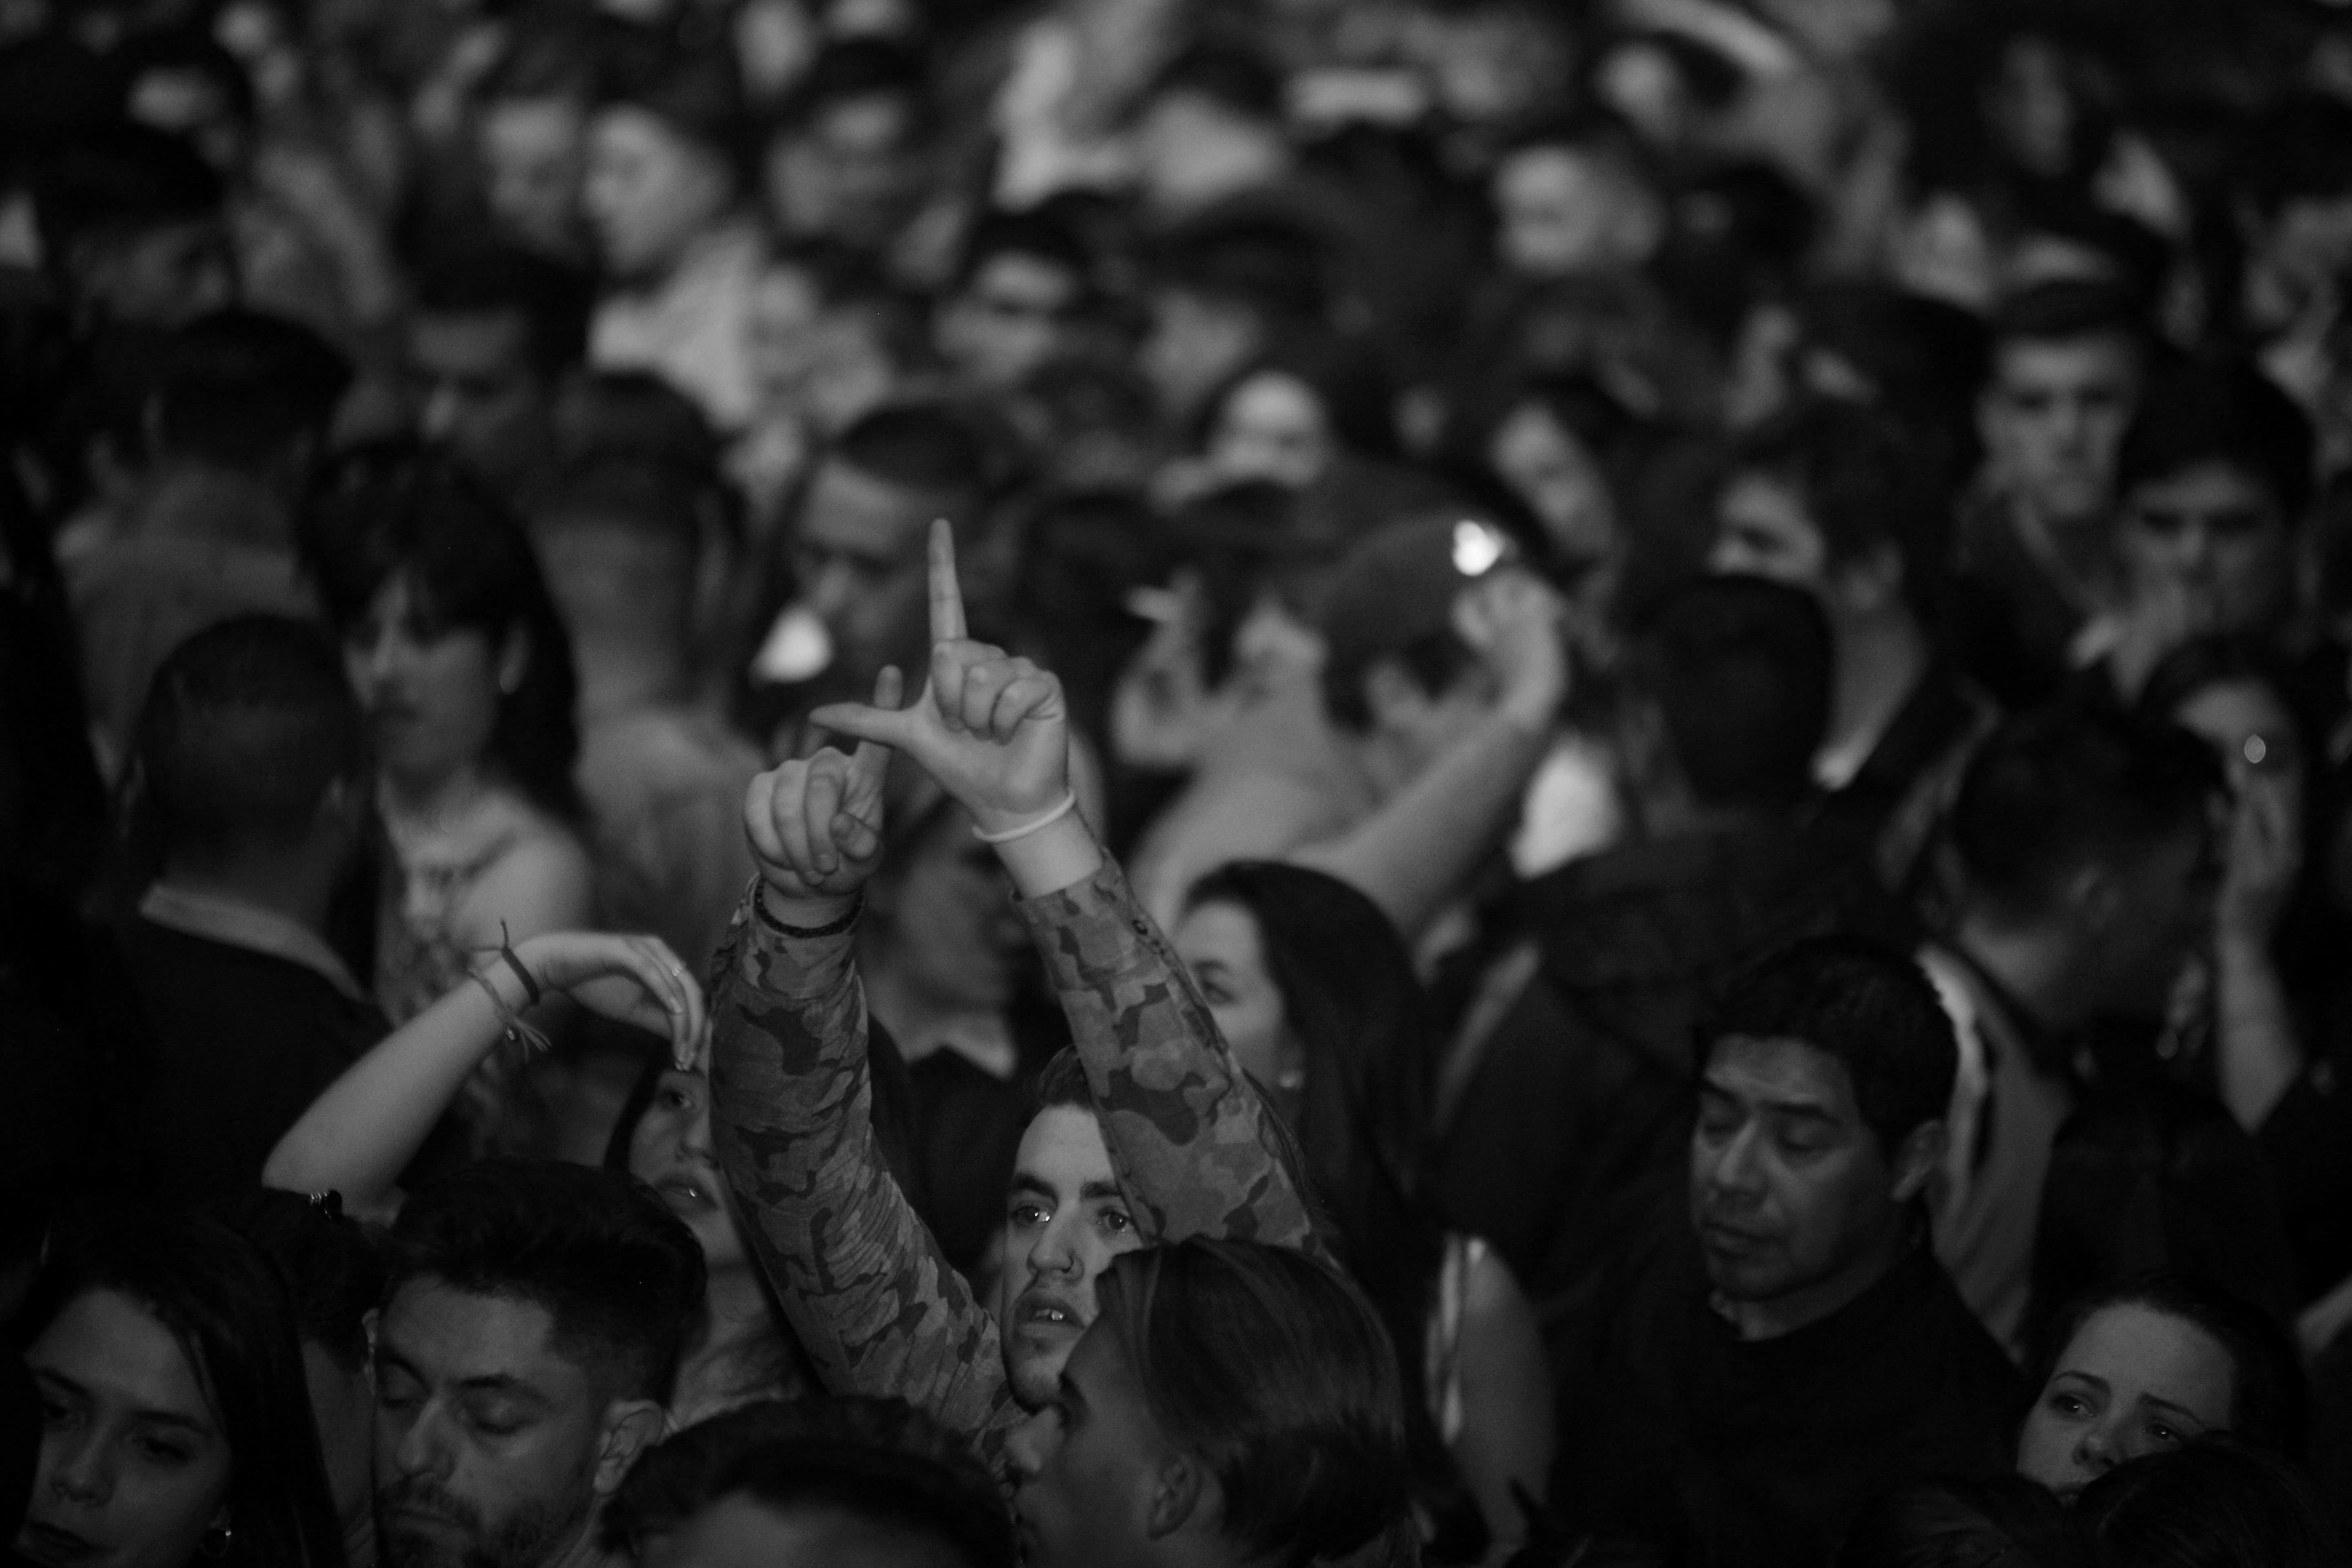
top-left (744, 667), bottom-right (904, 904)
top-left (810, 521), bottom-right (1072, 837)
top-left (510, 931), bottom-right (710, 1069)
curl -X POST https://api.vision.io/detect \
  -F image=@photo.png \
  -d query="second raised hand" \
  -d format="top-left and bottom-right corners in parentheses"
top-left (811, 520), bottom-right (1073, 836)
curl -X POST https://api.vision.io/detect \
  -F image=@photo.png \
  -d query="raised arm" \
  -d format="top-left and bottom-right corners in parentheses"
top-left (814, 524), bottom-right (1319, 1252)
top-left (710, 669), bottom-right (1020, 1448)
top-left (265, 931), bottom-right (703, 1217)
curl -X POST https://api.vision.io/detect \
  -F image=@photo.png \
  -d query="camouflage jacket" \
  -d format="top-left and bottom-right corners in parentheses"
top-left (707, 858), bottom-right (1317, 1460)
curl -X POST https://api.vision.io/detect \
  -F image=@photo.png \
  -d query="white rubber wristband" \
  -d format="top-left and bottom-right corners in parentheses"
top-left (971, 790), bottom-right (1080, 845)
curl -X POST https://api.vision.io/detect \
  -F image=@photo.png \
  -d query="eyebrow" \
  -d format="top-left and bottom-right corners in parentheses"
top-left (1009, 1174), bottom-right (1056, 1202)
top-left (33, 1369), bottom-right (215, 1436)
top-left (1700, 1081), bottom-right (1841, 1121)
top-left (373, 1349), bottom-right (547, 1402)
top-left (1080, 1181), bottom-right (1126, 1203)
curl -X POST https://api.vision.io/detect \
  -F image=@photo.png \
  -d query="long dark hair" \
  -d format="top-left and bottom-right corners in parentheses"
top-left (301, 442), bottom-right (583, 822)
top-left (1182, 861), bottom-right (1477, 1554)
top-left (13, 1208), bottom-right (348, 1568)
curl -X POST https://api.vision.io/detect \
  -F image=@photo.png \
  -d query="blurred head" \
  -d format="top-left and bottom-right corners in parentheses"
top-left (1948, 703), bottom-right (2223, 1020)
top-left (408, 247), bottom-right (591, 490)
top-left (791, 403), bottom-right (988, 686)
top-left (1133, 46), bottom-right (1290, 220)
top-left (1492, 123), bottom-right (1664, 279)
top-left (1140, 216), bottom-right (1325, 422)
top-left (2240, 96), bottom-right (2352, 308)
top-left (119, 28), bottom-right (257, 174)
top-left (607, 1061), bottom-right (742, 1274)
top-left (1837, 1475), bottom-right (2087, 1568)
top-left (2075, 1433), bottom-right (2344, 1567)
top-left (603, 1398), bottom-right (1013, 1568)
top-left (373, 1162), bottom-right (704, 1568)
top-left (2139, 638), bottom-right (2306, 812)
top-left (132, 614), bottom-right (369, 886)
top-left (759, 40), bottom-right (930, 250)
top-left (994, 1057), bottom-right (1142, 1412)
top-left (1711, 398), bottom-right (1936, 633)
top-left (1690, 938), bottom-right (1954, 1329)
top-left (474, 32), bottom-right (597, 257)
top-left (584, 90), bottom-right (739, 283)
top-left (220, 1192), bottom-right (387, 1541)
top-left (2114, 363), bottom-right (2312, 644)
top-left (1004, 1240), bottom-right (1411, 1568)
top-left (935, 209), bottom-right (1089, 394)
top-left (2016, 1276), bottom-right (2303, 1504)
top-left (527, 438), bottom-right (707, 703)
top-left (1484, 374), bottom-right (1634, 572)
top-left (14, 1210), bottom-right (346, 1568)
top-left (1977, 282), bottom-right (2146, 527)
top-left (865, 796), bottom-right (1029, 1017)
top-left (34, 123), bottom-right (233, 326)
top-left (305, 449), bottom-right (581, 820)
top-left (150, 309), bottom-right (350, 485)
top-left (1624, 575), bottom-right (1833, 817)
top-left (1201, 367), bottom-right (1333, 491)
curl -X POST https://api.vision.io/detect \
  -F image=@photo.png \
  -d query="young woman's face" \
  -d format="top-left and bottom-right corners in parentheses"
top-left (19, 1289), bottom-right (233, 1568)
top-left (629, 1067), bottom-right (745, 1271)
top-left (342, 575), bottom-right (510, 791)
top-left (881, 807), bottom-right (1030, 1013)
top-left (2015, 1302), bottom-right (2237, 1501)
top-left (1207, 371), bottom-right (1335, 490)
top-left (1492, 401), bottom-right (1619, 566)
top-left (1174, 900), bottom-right (1297, 1120)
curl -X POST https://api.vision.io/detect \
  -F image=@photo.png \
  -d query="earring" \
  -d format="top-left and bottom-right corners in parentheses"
top-left (198, 1524), bottom-right (234, 1560)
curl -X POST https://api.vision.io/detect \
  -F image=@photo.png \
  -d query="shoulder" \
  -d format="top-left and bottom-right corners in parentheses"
top-left (455, 804), bottom-right (594, 938)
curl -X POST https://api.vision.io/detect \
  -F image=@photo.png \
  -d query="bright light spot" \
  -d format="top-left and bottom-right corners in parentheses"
top-left (2243, 735), bottom-right (2268, 767)
top-left (1453, 519), bottom-right (1505, 577)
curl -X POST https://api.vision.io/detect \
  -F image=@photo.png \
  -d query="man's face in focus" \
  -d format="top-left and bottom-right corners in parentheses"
top-left (408, 310), bottom-right (551, 489)
top-left (372, 1282), bottom-right (615, 1568)
top-left (790, 459), bottom-right (940, 684)
top-left (1004, 1318), bottom-right (1169, 1568)
top-left (1689, 1035), bottom-right (1910, 1313)
top-left (996, 1105), bottom-right (1142, 1410)
top-left (1978, 334), bottom-right (2141, 525)
top-left (2116, 461), bottom-right (2294, 640)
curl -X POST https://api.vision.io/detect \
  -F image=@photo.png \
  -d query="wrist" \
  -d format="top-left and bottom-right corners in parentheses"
top-left (995, 813), bottom-right (1104, 900)
top-left (968, 793), bottom-right (1071, 839)
top-left (759, 883), bottom-right (858, 931)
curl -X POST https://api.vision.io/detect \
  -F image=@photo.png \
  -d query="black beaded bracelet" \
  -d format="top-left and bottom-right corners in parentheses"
top-left (756, 891), bottom-right (863, 939)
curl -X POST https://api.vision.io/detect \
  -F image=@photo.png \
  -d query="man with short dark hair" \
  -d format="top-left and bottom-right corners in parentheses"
top-left (374, 1160), bottom-right (705, 1568)
top-left (1554, 938), bottom-right (2017, 1568)
top-left (409, 244), bottom-right (593, 502)
top-left (934, 208), bottom-right (1092, 394)
top-left (1434, 575), bottom-right (1892, 1312)
top-left (604, 1397), bottom-right (1015, 1568)
top-left (33, 121), bottom-right (236, 328)
top-left (1952, 280), bottom-right (2149, 704)
top-left (1709, 398), bottom-right (1989, 886)
top-left (119, 615), bottom-right (380, 1198)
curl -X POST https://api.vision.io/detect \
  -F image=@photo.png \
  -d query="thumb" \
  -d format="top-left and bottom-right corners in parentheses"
top-left (812, 700), bottom-right (920, 752)
top-left (849, 666), bottom-right (905, 789)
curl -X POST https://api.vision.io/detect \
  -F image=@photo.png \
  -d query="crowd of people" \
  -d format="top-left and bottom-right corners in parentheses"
top-left (6, 0), bottom-right (2352, 1564)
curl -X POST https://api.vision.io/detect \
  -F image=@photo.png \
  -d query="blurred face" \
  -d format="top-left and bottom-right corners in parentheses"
top-left (2087, 823), bottom-right (2220, 1017)
top-left (1143, 288), bottom-right (1261, 421)
top-left (938, 252), bottom-right (1081, 392)
top-left (638, 1494), bottom-right (967, 1568)
top-left (747, 265), bottom-right (823, 405)
top-left (1690, 1035), bottom-right (1907, 1313)
top-left (1985, 36), bottom-right (2077, 179)
top-left (2015, 1303), bottom-right (2235, 1501)
top-left (1710, 471), bottom-right (1828, 592)
top-left (1493, 402), bottom-right (1618, 566)
top-left (303, 1339), bottom-right (378, 1538)
top-left (762, 94), bottom-right (921, 247)
top-left (996, 1106), bottom-right (1142, 1410)
top-left (1004, 1321), bottom-right (1168, 1568)
top-left (1175, 900), bottom-right (1294, 1114)
top-left (584, 108), bottom-right (733, 281)
top-left (629, 1068), bottom-right (743, 1271)
top-left (2117, 462), bottom-right (2293, 639)
top-left (73, 218), bottom-right (237, 326)
top-left (19, 1290), bottom-right (231, 1568)
top-left (1134, 94), bottom-right (1282, 218)
top-left (342, 576), bottom-right (511, 792)
top-left (791, 461), bottom-right (936, 683)
top-left (479, 97), bottom-right (587, 255)
top-left (1207, 370), bottom-right (1333, 490)
top-left (2262, 194), bottom-right (2352, 298)
top-left (1495, 145), bottom-right (1657, 278)
top-left (880, 808), bottom-right (1029, 1012)
top-left (1979, 335), bottom-right (2140, 524)
top-left (408, 311), bottom-right (550, 486)
top-left (373, 1284), bottom-right (606, 1568)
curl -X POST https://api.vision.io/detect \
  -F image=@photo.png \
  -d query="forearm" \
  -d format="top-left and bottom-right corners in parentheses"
top-left (263, 963), bottom-right (520, 1202)
top-left (1293, 709), bottom-right (1549, 939)
top-left (2214, 933), bottom-right (2303, 1132)
top-left (1014, 842), bottom-right (1319, 1251)
top-left (710, 885), bottom-right (1016, 1445)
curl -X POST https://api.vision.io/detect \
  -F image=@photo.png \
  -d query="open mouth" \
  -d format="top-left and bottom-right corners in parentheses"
top-left (655, 1174), bottom-right (721, 1214)
top-left (1015, 1292), bottom-right (1081, 1333)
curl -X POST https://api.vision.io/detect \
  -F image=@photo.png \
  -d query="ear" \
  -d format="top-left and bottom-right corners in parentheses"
top-left (1889, 1118), bottom-right (1947, 1204)
top-left (497, 625), bottom-right (532, 698)
top-left (592, 1398), bottom-right (669, 1497)
top-left (1144, 1449), bottom-right (1210, 1543)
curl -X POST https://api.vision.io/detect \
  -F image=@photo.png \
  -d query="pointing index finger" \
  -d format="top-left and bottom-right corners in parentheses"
top-left (928, 519), bottom-right (967, 645)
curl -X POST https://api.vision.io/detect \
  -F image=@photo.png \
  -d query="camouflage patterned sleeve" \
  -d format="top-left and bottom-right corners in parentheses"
top-left (706, 883), bottom-right (1021, 1452)
top-left (1018, 858), bottom-right (1322, 1252)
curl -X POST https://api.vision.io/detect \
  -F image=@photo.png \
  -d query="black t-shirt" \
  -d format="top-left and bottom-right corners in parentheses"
top-left (121, 916), bottom-right (388, 1200)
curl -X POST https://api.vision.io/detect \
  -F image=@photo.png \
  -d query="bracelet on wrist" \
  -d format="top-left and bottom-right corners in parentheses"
top-left (757, 889), bottom-right (863, 939)
top-left (972, 790), bottom-right (1080, 846)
